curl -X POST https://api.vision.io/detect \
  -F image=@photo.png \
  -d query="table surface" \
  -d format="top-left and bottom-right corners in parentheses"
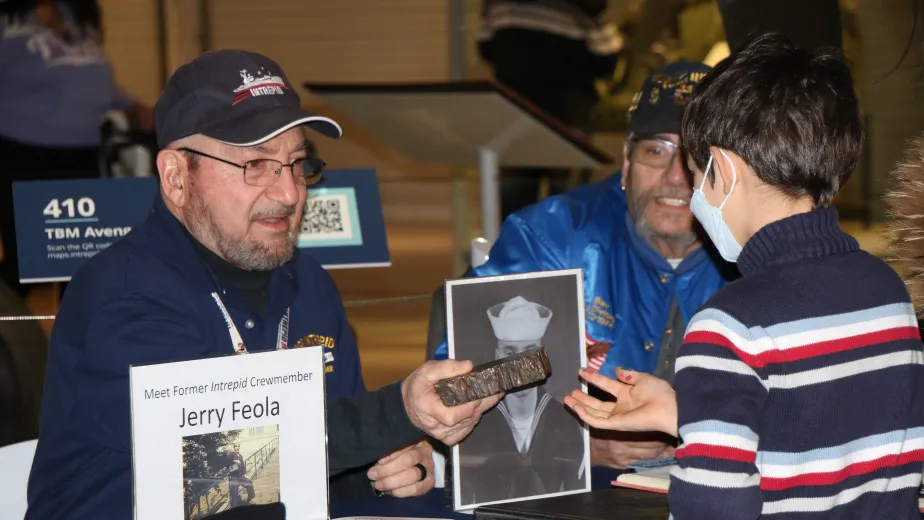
top-left (330, 466), bottom-right (626, 519)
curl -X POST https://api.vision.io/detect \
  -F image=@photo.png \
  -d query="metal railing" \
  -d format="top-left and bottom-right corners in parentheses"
top-left (184, 468), bottom-right (231, 519)
top-left (183, 437), bottom-right (281, 519)
top-left (244, 436), bottom-right (279, 481)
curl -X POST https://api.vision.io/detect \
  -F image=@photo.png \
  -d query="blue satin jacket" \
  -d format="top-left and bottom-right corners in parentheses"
top-left (434, 172), bottom-right (733, 377)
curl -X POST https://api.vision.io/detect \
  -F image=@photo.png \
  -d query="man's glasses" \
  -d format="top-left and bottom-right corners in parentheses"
top-left (630, 137), bottom-right (679, 169)
top-left (178, 147), bottom-right (326, 187)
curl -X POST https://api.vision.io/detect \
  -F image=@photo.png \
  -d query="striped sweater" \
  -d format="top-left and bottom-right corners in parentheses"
top-left (669, 208), bottom-right (924, 519)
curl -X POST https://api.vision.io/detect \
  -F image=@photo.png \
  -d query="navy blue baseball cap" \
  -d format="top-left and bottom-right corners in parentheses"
top-left (154, 49), bottom-right (342, 149)
top-left (627, 61), bottom-right (712, 136)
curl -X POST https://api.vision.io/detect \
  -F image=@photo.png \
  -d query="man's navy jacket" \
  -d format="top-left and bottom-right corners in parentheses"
top-left (25, 196), bottom-right (421, 519)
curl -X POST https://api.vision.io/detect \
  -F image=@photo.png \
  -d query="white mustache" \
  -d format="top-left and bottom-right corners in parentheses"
top-left (251, 206), bottom-right (296, 221)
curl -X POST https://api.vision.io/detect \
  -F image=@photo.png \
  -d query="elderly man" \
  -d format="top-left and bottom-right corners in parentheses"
top-left (434, 62), bottom-right (733, 470)
top-left (25, 50), bottom-right (499, 520)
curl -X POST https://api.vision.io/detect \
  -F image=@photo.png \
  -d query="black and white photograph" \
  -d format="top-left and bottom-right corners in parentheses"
top-left (446, 269), bottom-right (590, 510)
top-left (181, 425), bottom-right (281, 519)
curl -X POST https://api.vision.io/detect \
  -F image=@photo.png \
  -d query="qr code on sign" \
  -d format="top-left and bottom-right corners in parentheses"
top-left (303, 198), bottom-right (344, 235)
top-left (299, 192), bottom-right (357, 245)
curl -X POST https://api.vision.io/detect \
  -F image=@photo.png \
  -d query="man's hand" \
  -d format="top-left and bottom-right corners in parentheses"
top-left (401, 360), bottom-right (502, 446)
top-left (367, 440), bottom-right (435, 498)
top-left (564, 367), bottom-right (679, 437)
top-left (590, 431), bottom-right (676, 469)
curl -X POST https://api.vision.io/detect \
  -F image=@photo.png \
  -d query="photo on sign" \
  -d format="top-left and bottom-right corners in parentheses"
top-left (298, 188), bottom-right (363, 248)
top-left (182, 424), bottom-right (281, 519)
top-left (445, 269), bottom-right (590, 510)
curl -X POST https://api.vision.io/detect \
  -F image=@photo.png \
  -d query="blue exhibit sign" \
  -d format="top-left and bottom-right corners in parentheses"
top-left (12, 177), bottom-right (158, 283)
top-left (300, 169), bottom-right (390, 268)
top-left (12, 169), bottom-right (389, 282)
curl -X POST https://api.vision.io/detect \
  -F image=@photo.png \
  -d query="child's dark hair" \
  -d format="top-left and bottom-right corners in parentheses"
top-left (681, 32), bottom-right (864, 207)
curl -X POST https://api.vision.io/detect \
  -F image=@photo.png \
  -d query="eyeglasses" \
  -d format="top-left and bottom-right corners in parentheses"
top-left (178, 147), bottom-right (326, 187)
top-left (629, 136), bottom-right (679, 169)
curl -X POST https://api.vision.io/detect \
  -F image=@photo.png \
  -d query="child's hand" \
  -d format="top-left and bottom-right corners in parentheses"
top-left (564, 367), bottom-right (679, 437)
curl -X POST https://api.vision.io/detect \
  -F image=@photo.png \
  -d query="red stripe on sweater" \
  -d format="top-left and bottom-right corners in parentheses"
top-left (683, 327), bottom-right (920, 369)
top-left (760, 449), bottom-right (924, 491)
top-left (676, 443), bottom-right (757, 464)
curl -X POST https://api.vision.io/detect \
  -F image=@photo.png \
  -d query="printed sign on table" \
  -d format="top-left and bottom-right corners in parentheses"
top-left (12, 177), bottom-right (158, 283)
top-left (12, 170), bottom-right (389, 282)
top-left (300, 169), bottom-right (390, 269)
top-left (129, 347), bottom-right (328, 520)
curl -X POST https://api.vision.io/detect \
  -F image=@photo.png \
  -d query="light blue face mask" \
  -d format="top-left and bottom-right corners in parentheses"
top-left (689, 149), bottom-right (743, 263)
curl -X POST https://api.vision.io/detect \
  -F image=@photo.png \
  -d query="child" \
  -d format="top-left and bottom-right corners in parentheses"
top-left (567, 33), bottom-right (924, 519)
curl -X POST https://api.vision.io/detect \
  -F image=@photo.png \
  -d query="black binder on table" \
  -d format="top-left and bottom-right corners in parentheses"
top-left (474, 489), bottom-right (669, 520)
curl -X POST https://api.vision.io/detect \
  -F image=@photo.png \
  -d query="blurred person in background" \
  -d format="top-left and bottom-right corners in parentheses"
top-left (478, 0), bottom-right (623, 219)
top-left (433, 62), bottom-right (735, 472)
top-left (0, 0), bottom-right (152, 299)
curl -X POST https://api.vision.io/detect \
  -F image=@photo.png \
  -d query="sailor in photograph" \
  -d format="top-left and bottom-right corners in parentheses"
top-left (459, 296), bottom-right (585, 505)
top-left (228, 443), bottom-right (255, 507)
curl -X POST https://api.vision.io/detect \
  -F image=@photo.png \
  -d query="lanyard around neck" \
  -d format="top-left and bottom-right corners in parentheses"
top-left (210, 292), bottom-right (290, 354)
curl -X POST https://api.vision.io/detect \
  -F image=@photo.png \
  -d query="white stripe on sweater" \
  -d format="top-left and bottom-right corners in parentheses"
top-left (758, 430), bottom-right (924, 479)
top-left (686, 303), bottom-right (917, 355)
top-left (687, 313), bottom-right (916, 357)
top-left (670, 466), bottom-right (761, 489)
top-left (675, 354), bottom-right (762, 378)
top-left (761, 473), bottom-right (922, 515)
top-left (680, 431), bottom-right (760, 454)
top-left (769, 350), bottom-right (924, 390)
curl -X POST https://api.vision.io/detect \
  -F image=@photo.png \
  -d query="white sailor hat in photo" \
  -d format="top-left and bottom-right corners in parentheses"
top-left (487, 296), bottom-right (553, 342)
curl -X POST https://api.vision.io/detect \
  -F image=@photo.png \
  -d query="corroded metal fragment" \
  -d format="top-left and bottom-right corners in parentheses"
top-left (434, 347), bottom-right (552, 406)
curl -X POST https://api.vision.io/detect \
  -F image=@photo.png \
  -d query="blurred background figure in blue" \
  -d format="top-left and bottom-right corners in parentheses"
top-left (0, 0), bottom-right (152, 300)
